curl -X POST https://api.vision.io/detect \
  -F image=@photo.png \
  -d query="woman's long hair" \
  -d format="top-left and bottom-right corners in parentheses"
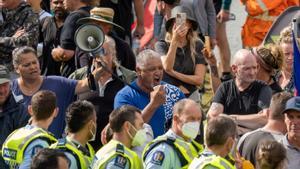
top-left (165, 22), bottom-right (200, 67)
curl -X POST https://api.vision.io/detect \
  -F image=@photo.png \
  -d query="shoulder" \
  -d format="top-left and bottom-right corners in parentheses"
top-left (144, 142), bottom-right (174, 166)
top-left (68, 66), bottom-right (88, 80)
top-left (105, 154), bottom-right (130, 169)
top-left (164, 82), bottom-right (185, 98)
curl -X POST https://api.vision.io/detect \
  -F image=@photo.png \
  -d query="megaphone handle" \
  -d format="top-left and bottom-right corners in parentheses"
top-left (87, 56), bottom-right (97, 91)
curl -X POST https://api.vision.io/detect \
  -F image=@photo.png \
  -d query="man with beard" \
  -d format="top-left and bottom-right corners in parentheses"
top-left (207, 49), bottom-right (272, 134)
top-left (40, 0), bottom-right (68, 75)
top-left (114, 49), bottom-right (185, 137)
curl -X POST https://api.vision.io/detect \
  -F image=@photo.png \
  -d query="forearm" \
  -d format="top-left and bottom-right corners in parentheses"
top-left (134, 0), bottom-right (144, 28)
top-left (170, 70), bottom-right (204, 86)
top-left (142, 102), bottom-right (159, 123)
top-left (209, 65), bottom-right (221, 94)
top-left (162, 40), bottom-right (178, 71)
top-left (75, 78), bottom-right (90, 94)
top-left (232, 113), bottom-right (267, 130)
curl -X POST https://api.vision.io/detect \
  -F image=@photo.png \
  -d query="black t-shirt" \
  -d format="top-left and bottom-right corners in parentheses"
top-left (155, 40), bottom-right (206, 94)
top-left (270, 80), bottom-right (283, 95)
top-left (213, 79), bottom-right (272, 115)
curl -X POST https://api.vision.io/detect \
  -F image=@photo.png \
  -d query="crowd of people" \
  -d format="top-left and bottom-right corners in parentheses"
top-left (1, 0), bottom-right (300, 168)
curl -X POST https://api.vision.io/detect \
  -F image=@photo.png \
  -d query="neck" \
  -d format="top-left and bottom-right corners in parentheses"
top-left (177, 38), bottom-right (187, 48)
top-left (136, 79), bottom-right (152, 93)
top-left (282, 70), bottom-right (291, 79)
top-left (20, 76), bottom-right (43, 86)
top-left (287, 135), bottom-right (300, 149)
top-left (207, 146), bottom-right (227, 157)
top-left (263, 119), bottom-right (286, 134)
top-left (68, 132), bottom-right (88, 146)
top-left (31, 119), bottom-right (51, 130)
top-left (257, 71), bottom-right (272, 84)
top-left (171, 126), bottom-right (189, 141)
top-left (31, 4), bottom-right (41, 13)
top-left (7, 0), bottom-right (21, 10)
top-left (113, 132), bottom-right (131, 148)
top-left (235, 79), bottom-right (251, 91)
top-left (74, 2), bottom-right (86, 11)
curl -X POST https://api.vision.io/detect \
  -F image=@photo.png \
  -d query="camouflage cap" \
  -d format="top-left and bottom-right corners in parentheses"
top-left (0, 65), bottom-right (10, 85)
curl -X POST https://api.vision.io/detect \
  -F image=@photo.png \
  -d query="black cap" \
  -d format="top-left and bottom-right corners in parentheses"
top-left (0, 65), bottom-right (10, 85)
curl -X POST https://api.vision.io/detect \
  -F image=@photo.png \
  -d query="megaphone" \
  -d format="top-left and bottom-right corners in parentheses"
top-left (74, 23), bottom-right (105, 56)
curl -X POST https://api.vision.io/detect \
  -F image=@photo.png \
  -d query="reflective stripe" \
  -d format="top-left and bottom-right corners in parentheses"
top-left (220, 160), bottom-right (232, 169)
top-left (18, 130), bottom-right (43, 150)
top-left (256, 0), bottom-right (268, 11)
top-left (250, 12), bottom-right (277, 21)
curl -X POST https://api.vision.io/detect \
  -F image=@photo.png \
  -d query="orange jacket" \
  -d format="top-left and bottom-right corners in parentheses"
top-left (241, 0), bottom-right (299, 47)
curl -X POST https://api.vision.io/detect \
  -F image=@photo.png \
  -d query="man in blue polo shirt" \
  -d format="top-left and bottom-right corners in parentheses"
top-left (114, 49), bottom-right (185, 137)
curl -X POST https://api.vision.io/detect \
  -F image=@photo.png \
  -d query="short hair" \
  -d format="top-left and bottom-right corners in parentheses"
top-left (256, 140), bottom-right (286, 169)
top-left (31, 148), bottom-right (68, 169)
top-left (231, 49), bottom-right (254, 66)
top-left (66, 100), bottom-right (95, 133)
top-left (12, 46), bottom-right (37, 68)
top-left (109, 105), bottom-right (141, 132)
top-left (205, 115), bottom-right (237, 147)
top-left (101, 35), bottom-right (119, 67)
top-left (136, 49), bottom-right (161, 69)
top-left (31, 90), bottom-right (57, 121)
top-left (269, 92), bottom-right (292, 120)
top-left (173, 98), bottom-right (201, 116)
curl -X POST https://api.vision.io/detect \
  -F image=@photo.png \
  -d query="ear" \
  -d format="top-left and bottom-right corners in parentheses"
top-left (28, 105), bottom-right (33, 116)
top-left (123, 121), bottom-right (131, 132)
top-left (231, 64), bottom-right (237, 73)
top-left (15, 67), bottom-right (20, 74)
top-left (136, 67), bottom-right (141, 76)
top-left (53, 107), bottom-right (59, 118)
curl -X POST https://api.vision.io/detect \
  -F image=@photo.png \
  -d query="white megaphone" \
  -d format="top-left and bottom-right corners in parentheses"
top-left (74, 23), bottom-right (105, 56)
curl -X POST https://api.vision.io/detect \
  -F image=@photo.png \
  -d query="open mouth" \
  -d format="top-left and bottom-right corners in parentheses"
top-left (153, 77), bottom-right (161, 84)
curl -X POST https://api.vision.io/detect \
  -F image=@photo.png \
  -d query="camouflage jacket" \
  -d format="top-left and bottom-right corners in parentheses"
top-left (0, 2), bottom-right (39, 69)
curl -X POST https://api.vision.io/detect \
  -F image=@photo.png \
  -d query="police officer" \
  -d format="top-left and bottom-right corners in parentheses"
top-left (51, 100), bottom-right (96, 169)
top-left (2, 90), bottom-right (58, 168)
top-left (90, 105), bottom-right (145, 169)
top-left (189, 115), bottom-right (240, 169)
top-left (143, 99), bottom-right (204, 169)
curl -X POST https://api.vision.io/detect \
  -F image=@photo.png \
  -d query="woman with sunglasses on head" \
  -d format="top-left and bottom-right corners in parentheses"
top-left (251, 44), bottom-right (284, 94)
top-left (155, 6), bottom-right (206, 102)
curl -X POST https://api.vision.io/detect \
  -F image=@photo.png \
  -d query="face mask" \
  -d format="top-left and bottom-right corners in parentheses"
top-left (89, 122), bottom-right (97, 142)
top-left (128, 124), bottom-right (147, 147)
top-left (182, 121), bottom-right (200, 139)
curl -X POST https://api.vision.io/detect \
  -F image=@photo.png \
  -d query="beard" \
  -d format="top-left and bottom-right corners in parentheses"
top-left (54, 9), bottom-right (69, 21)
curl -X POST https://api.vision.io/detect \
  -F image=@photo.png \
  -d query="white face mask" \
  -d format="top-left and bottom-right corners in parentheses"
top-left (89, 122), bottom-right (97, 142)
top-left (182, 121), bottom-right (200, 139)
top-left (128, 124), bottom-right (147, 147)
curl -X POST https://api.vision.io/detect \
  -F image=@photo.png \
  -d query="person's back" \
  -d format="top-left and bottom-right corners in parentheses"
top-left (1, 90), bottom-right (58, 168)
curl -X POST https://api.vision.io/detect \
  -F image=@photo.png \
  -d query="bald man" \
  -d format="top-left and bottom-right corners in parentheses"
top-left (207, 49), bottom-right (272, 134)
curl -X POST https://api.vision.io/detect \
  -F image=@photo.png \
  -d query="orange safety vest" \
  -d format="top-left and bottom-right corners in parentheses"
top-left (241, 0), bottom-right (299, 48)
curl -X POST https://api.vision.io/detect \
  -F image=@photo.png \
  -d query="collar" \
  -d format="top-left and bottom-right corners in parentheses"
top-left (165, 129), bottom-right (191, 142)
top-left (283, 134), bottom-right (300, 151)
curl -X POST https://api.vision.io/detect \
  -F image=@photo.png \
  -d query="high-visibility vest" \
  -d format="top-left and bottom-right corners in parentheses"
top-left (143, 135), bottom-right (204, 169)
top-left (189, 154), bottom-right (235, 169)
top-left (2, 127), bottom-right (57, 168)
top-left (90, 140), bottom-right (142, 169)
top-left (50, 138), bottom-right (95, 169)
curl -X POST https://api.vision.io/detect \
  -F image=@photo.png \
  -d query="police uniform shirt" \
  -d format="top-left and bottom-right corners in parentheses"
top-left (19, 125), bottom-right (51, 169)
top-left (104, 154), bottom-right (131, 169)
top-left (143, 130), bottom-right (187, 169)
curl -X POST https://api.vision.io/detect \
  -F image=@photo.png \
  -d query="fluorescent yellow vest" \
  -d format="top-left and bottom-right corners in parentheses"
top-left (50, 137), bottom-right (95, 169)
top-left (2, 127), bottom-right (57, 168)
top-left (91, 140), bottom-right (142, 169)
top-left (143, 135), bottom-right (204, 169)
top-left (192, 155), bottom-right (235, 169)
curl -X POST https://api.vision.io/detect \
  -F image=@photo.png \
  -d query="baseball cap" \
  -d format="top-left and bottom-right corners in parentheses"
top-left (0, 65), bottom-right (10, 85)
top-left (282, 97), bottom-right (300, 114)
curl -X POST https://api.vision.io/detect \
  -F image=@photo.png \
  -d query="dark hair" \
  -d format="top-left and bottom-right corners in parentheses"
top-left (256, 140), bottom-right (286, 169)
top-left (269, 92), bottom-right (292, 120)
top-left (31, 148), bottom-right (68, 169)
top-left (206, 115), bottom-right (237, 147)
top-left (12, 46), bottom-right (37, 68)
top-left (109, 105), bottom-right (141, 132)
top-left (66, 100), bottom-right (95, 133)
top-left (80, 0), bottom-right (99, 6)
top-left (31, 90), bottom-right (57, 120)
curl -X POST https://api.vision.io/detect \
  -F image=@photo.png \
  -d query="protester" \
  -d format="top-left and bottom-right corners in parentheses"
top-left (76, 7), bottom-right (136, 70)
top-left (256, 140), bottom-right (287, 169)
top-left (30, 148), bottom-right (69, 169)
top-left (280, 97), bottom-right (300, 169)
top-left (237, 92), bottom-right (291, 166)
top-left (251, 45), bottom-right (284, 94)
top-left (11, 46), bottom-right (103, 138)
top-left (0, 0), bottom-right (39, 71)
top-left (155, 6), bottom-right (206, 101)
top-left (143, 99), bottom-right (203, 168)
top-left (207, 49), bottom-right (272, 134)
top-left (90, 105), bottom-right (144, 168)
top-left (69, 35), bottom-right (136, 150)
top-left (114, 49), bottom-right (185, 137)
top-left (2, 90), bottom-right (58, 168)
top-left (0, 65), bottom-right (29, 169)
top-left (51, 100), bottom-right (96, 169)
